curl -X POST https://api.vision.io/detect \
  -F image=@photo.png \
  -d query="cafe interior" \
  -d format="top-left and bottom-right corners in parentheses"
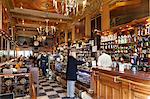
top-left (0, 0), bottom-right (150, 99)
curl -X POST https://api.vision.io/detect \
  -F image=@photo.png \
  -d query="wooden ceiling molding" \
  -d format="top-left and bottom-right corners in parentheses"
top-left (7, 0), bottom-right (100, 38)
top-left (10, 8), bottom-right (72, 20)
top-left (12, 14), bottom-right (69, 23)
top-left (12, 0), bottom-right (58, 13)
top-left (12, 0), bottom-right (81, 14)
top-left (15, 23), bottom-right (59, 29)
top-left (16, 30), bottom-right (38, 37)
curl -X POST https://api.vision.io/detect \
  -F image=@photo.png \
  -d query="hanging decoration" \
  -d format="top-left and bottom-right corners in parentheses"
top-left (36, 19), bottom-right (56, 42)
top-left (52, 0), bottom-right (88, 16)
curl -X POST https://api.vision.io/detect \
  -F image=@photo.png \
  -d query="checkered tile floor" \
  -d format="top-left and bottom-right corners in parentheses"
top-left (37, 76), bottom-right (67, 99)
top-left (15, 76), bottom-right (80, 99)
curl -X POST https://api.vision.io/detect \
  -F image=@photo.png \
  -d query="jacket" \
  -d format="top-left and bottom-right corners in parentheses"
top-left (66, 56), bottom-right (85, 81)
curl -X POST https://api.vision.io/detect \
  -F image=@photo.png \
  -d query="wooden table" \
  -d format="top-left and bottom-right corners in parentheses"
top-left (0, 73), bottom-right (36, 99)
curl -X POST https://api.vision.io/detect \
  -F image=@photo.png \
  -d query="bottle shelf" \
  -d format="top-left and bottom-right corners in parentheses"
top-left (100, 24), bottom-right (150, 66)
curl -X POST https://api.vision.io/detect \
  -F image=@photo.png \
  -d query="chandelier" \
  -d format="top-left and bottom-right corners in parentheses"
top-left (35, 19), bottom-right (56, 42)
top-left (53, 0), bottom-right (88, 16)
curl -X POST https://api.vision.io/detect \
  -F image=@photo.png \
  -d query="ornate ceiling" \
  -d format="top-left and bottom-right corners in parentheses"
top-left (4, 0), bottom-right (143, 38)
top-left (4, 0), bottom-right (73, 37)
top-left (12, 0), bottom-right (61, 13)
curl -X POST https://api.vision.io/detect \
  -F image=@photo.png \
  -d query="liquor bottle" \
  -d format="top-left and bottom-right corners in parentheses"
top-left (133, 34), bottom-right (137, 42)
top-left (148, 25), bottom-right (150, 35)
top-left (145, 25), bottom-right (148, 35)
top-left (131, 55), bottom-right (134, 65)
top-left (143, 37), bottom-right (149, 47)
top-left (128, 35), bottom-right (132, 43)
top-left (138, 27), bottom-right (141, 36)
top-left (118, 36), bottom-right (121, 44)
top-left (141, 27), bottom-right (144, 35)
top-left (121, 35), bottom-right (123, 44)
top-left (124, 35), bottom-right (127, 43)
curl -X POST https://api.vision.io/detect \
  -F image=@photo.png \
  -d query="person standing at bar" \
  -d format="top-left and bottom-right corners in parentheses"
top-left (40, 52), bottom-right (48, 76)
top-left (66, 49), bottom-right (85, 98)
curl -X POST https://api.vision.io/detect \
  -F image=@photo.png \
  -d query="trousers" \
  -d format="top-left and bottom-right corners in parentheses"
top-left (41, 63), bottom-right (46, 76)
top-left (67, 80), bottom-right (76, 98)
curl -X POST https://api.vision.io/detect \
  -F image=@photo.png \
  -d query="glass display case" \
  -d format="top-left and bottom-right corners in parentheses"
top-left (77, 69), bottom-right (91, 86)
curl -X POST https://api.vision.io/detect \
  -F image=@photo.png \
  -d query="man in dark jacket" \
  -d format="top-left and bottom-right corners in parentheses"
top-left (40, 52), bottom-right (48, 76)
top-left (66, 50), bottom-right (85, 98)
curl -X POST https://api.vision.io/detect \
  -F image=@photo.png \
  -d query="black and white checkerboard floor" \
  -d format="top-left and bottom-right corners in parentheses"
top-left (37, 76), bottom-right (67, 99)
top-left (15, 76), bottom-right (80, 99)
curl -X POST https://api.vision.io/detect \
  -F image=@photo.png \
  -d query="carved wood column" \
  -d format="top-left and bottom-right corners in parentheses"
top-left (7, 39), bottom-right (10, 59)
top-left (101, 3), bottom-right (110, 31)
top-left (85, 15), bottom-right (91, 38)
top-left (72, 25), bottom-right (75, 42)
top-left (149, 0), bottom-right (150, 16)
top-left (0, 35), bottom-right (2, 50)
top-left (0, 0), bottom-right (2, 29)
top-left (65, 30), bottom-right (68, 45)
top-left (0, 0), bottom-right (2, 58)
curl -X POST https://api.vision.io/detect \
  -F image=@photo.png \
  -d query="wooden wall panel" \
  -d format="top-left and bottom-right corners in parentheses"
top-left (92, 69), bottom-right (150, 99)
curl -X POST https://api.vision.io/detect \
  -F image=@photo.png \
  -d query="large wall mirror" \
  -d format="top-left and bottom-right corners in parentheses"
top-left (110, 0), bottom-right (149, 27)
top-left (75, 19), bottom-right (85, 40)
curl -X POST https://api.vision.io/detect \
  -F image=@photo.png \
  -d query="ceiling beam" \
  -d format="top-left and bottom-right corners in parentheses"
top-left (16, 30), bottom-right (37, 37)
top-left (16, 23), bottom-right (44, 29)
top-left (11, 14), bottom-right (69, 24)
top-left (16, 30), bottom-right (55, 38)
top-left (10, 8), bottom-right (72, 20)
top-left (16, 23), bottom-right (60, 29)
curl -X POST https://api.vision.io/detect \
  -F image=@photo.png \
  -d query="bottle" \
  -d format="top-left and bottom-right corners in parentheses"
top-left (148, 25), bottom-right (150, 35)
top-left (121, 35), bottom-right (124, 44)
top-left (128, 35), bottom-right (132, 42)
top-left (141, 27), bottom-right (144, 35)
top-left (138, 27), bottom-right (141, 36)
top-left (118, 36), bottom-right (120, 44)
top-left (121, 35), bottom-right (123, 44)
top-left (124, 35), bottom-right (127, 43)
top-left (145, 26), bottom-right (148, 35)
top-left (133, 34), bottom-right (137, 42)
top-left (144, 37), bottom-right (149, 46)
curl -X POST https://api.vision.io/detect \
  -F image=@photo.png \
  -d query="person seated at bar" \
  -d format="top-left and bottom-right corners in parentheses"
top-left (97, 49), bottom-right (112, 68)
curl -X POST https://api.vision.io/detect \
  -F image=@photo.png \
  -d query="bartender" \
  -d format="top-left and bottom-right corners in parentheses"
top-left (97, 49), bottom-right (112, 68)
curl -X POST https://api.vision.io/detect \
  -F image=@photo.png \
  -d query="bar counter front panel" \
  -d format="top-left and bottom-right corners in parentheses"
top-left (92, 67), bottom-right (150, 99)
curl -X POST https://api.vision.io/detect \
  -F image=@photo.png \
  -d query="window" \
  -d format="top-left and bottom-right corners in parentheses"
top-left (17, 50), bottom-right (33, 57)
top-left (91, 15), bottom-right (101, 38)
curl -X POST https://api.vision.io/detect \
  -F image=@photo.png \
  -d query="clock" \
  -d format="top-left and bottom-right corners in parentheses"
top-left (34, 41), bottom-right (39, 46)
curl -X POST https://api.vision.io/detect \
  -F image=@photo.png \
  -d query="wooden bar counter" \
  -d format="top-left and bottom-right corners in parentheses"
top-left (92, 67), bottom-right (150, 99)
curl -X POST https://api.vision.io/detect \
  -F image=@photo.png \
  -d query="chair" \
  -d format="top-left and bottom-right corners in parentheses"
top-left (17, 68), bottom-right (28, 73)
top-left (0, 93), bottom-right (14, 99)
top-left (30, 67), bottom-right (39, 96)
top-left (3, 69), bottom-right (13, 74)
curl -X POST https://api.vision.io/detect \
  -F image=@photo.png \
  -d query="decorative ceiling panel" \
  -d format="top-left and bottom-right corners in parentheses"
top-left (12, 0), bottom-right (60, 13)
